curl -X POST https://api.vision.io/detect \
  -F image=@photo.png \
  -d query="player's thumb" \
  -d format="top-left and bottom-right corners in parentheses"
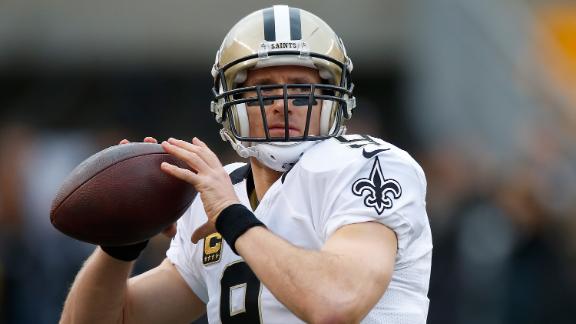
top-left (191, 223), bottom-right (216, 244)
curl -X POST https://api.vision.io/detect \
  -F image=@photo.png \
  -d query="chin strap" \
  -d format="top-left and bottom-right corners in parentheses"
top-left (220, 129), bottom-right (252, 158)
top-left (220, 129), bottom-right (318, 172)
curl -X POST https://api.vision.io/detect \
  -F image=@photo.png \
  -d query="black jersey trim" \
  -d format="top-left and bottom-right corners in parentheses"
top-left (229, 164), bottom-right (250, 184)
top-left (228, 164), bottom-right (255, 203)
top-left (281, 169), bottom-right (291, 183)
top-left (246, 167), bottom-right (255, 200)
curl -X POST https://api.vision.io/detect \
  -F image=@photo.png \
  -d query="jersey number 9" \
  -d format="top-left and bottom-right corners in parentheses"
top-left (220, 261), bottom-right (262, 323)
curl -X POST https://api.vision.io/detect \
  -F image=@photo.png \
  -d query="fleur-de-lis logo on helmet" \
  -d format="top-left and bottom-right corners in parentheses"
top-left (352, 157), bottom-right (402, 215)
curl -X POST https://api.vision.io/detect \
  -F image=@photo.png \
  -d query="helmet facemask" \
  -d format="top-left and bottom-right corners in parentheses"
top-left (212, 51), bottom-right (355, 143)
top-left (210, 5), bottom-right (356, 171)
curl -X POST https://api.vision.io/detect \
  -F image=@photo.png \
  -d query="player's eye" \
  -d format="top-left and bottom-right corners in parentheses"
top-left (292, 98), bottom-right (318, 106)
top-left (245, 98), bottom-right (318, 107)
top-left (246, 99), bottom-right (275, 107)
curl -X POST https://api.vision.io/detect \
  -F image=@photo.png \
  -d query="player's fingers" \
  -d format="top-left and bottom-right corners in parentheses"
top-left (143, 137), bottom-right (158, 144)
top-left (191, 137), bottom-right (222, 167)
top-left (167, 138), bottom-right (199, 153)
top-left (161, 162), bottom-right (199, 185)
top-left (119, 139), bottom-right (130, 145)
top-left (192, 137), bottom-right (208, 148)
top-left (166, 138), bottom-right (220, 168)
top-left (161, 223), bottom-right (177, 238)
top-left (162, 141), bottom-right (210, 173)
top-left (191, 222), bottom-right (216, 244)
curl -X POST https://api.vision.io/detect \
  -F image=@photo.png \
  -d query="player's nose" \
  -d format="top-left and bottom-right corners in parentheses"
top-left (268, 90), bottom-right (295, 115)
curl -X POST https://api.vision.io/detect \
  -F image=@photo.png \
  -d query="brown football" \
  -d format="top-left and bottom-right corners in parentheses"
top-left (50, 143), bottom-right (196, 246)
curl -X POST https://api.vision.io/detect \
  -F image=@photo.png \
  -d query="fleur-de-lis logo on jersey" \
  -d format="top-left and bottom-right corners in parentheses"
top-left (352, 157), bottom-right (402, 215)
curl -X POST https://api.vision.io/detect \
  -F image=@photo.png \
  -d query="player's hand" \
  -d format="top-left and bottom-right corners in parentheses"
top-left (160, 137), bottom-right (240, 243)
top-left (118, 137), bottom-right (158, 145)
top-left (118, 136), bottom-right (177, 238)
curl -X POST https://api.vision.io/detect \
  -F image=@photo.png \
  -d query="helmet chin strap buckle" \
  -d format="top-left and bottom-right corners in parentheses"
top-left (220, 130), bottom-right (251, 158)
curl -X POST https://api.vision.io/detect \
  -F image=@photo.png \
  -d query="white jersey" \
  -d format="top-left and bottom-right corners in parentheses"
top-left (167, 134), bottom-right (432, 323)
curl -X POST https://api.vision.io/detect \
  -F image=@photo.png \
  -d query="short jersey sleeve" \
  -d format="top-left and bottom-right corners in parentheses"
top-left (165, 203), bottom-right (209, 303)
top-left (319, 150), bottom-right (428, 262)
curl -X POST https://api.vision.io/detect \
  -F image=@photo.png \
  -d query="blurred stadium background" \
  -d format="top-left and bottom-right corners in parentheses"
top-left (1, 0), bottom-right (576, 323)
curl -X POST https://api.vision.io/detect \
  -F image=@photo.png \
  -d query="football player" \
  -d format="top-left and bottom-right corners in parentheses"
top-left (60, 5), bottom-right (432, 324)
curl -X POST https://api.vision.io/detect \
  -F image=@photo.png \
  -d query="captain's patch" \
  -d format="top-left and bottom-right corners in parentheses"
top-left (203, 233), bottom-right (223, 265)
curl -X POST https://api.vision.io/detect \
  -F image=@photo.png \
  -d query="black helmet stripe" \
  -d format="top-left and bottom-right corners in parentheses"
top-left (263, 7), bottom-right (275, 41)
top-left (262, 5), bottom-right (302, 41)
top-left (289, 7), bottom-right (302, 40)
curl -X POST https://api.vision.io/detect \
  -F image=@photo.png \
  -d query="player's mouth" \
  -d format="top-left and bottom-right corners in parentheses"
top-left (268, 123), bottom-right (301, 137)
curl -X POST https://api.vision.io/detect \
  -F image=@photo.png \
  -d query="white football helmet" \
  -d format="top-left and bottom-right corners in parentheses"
top-left (211, 5), bottom-right (356, 171)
